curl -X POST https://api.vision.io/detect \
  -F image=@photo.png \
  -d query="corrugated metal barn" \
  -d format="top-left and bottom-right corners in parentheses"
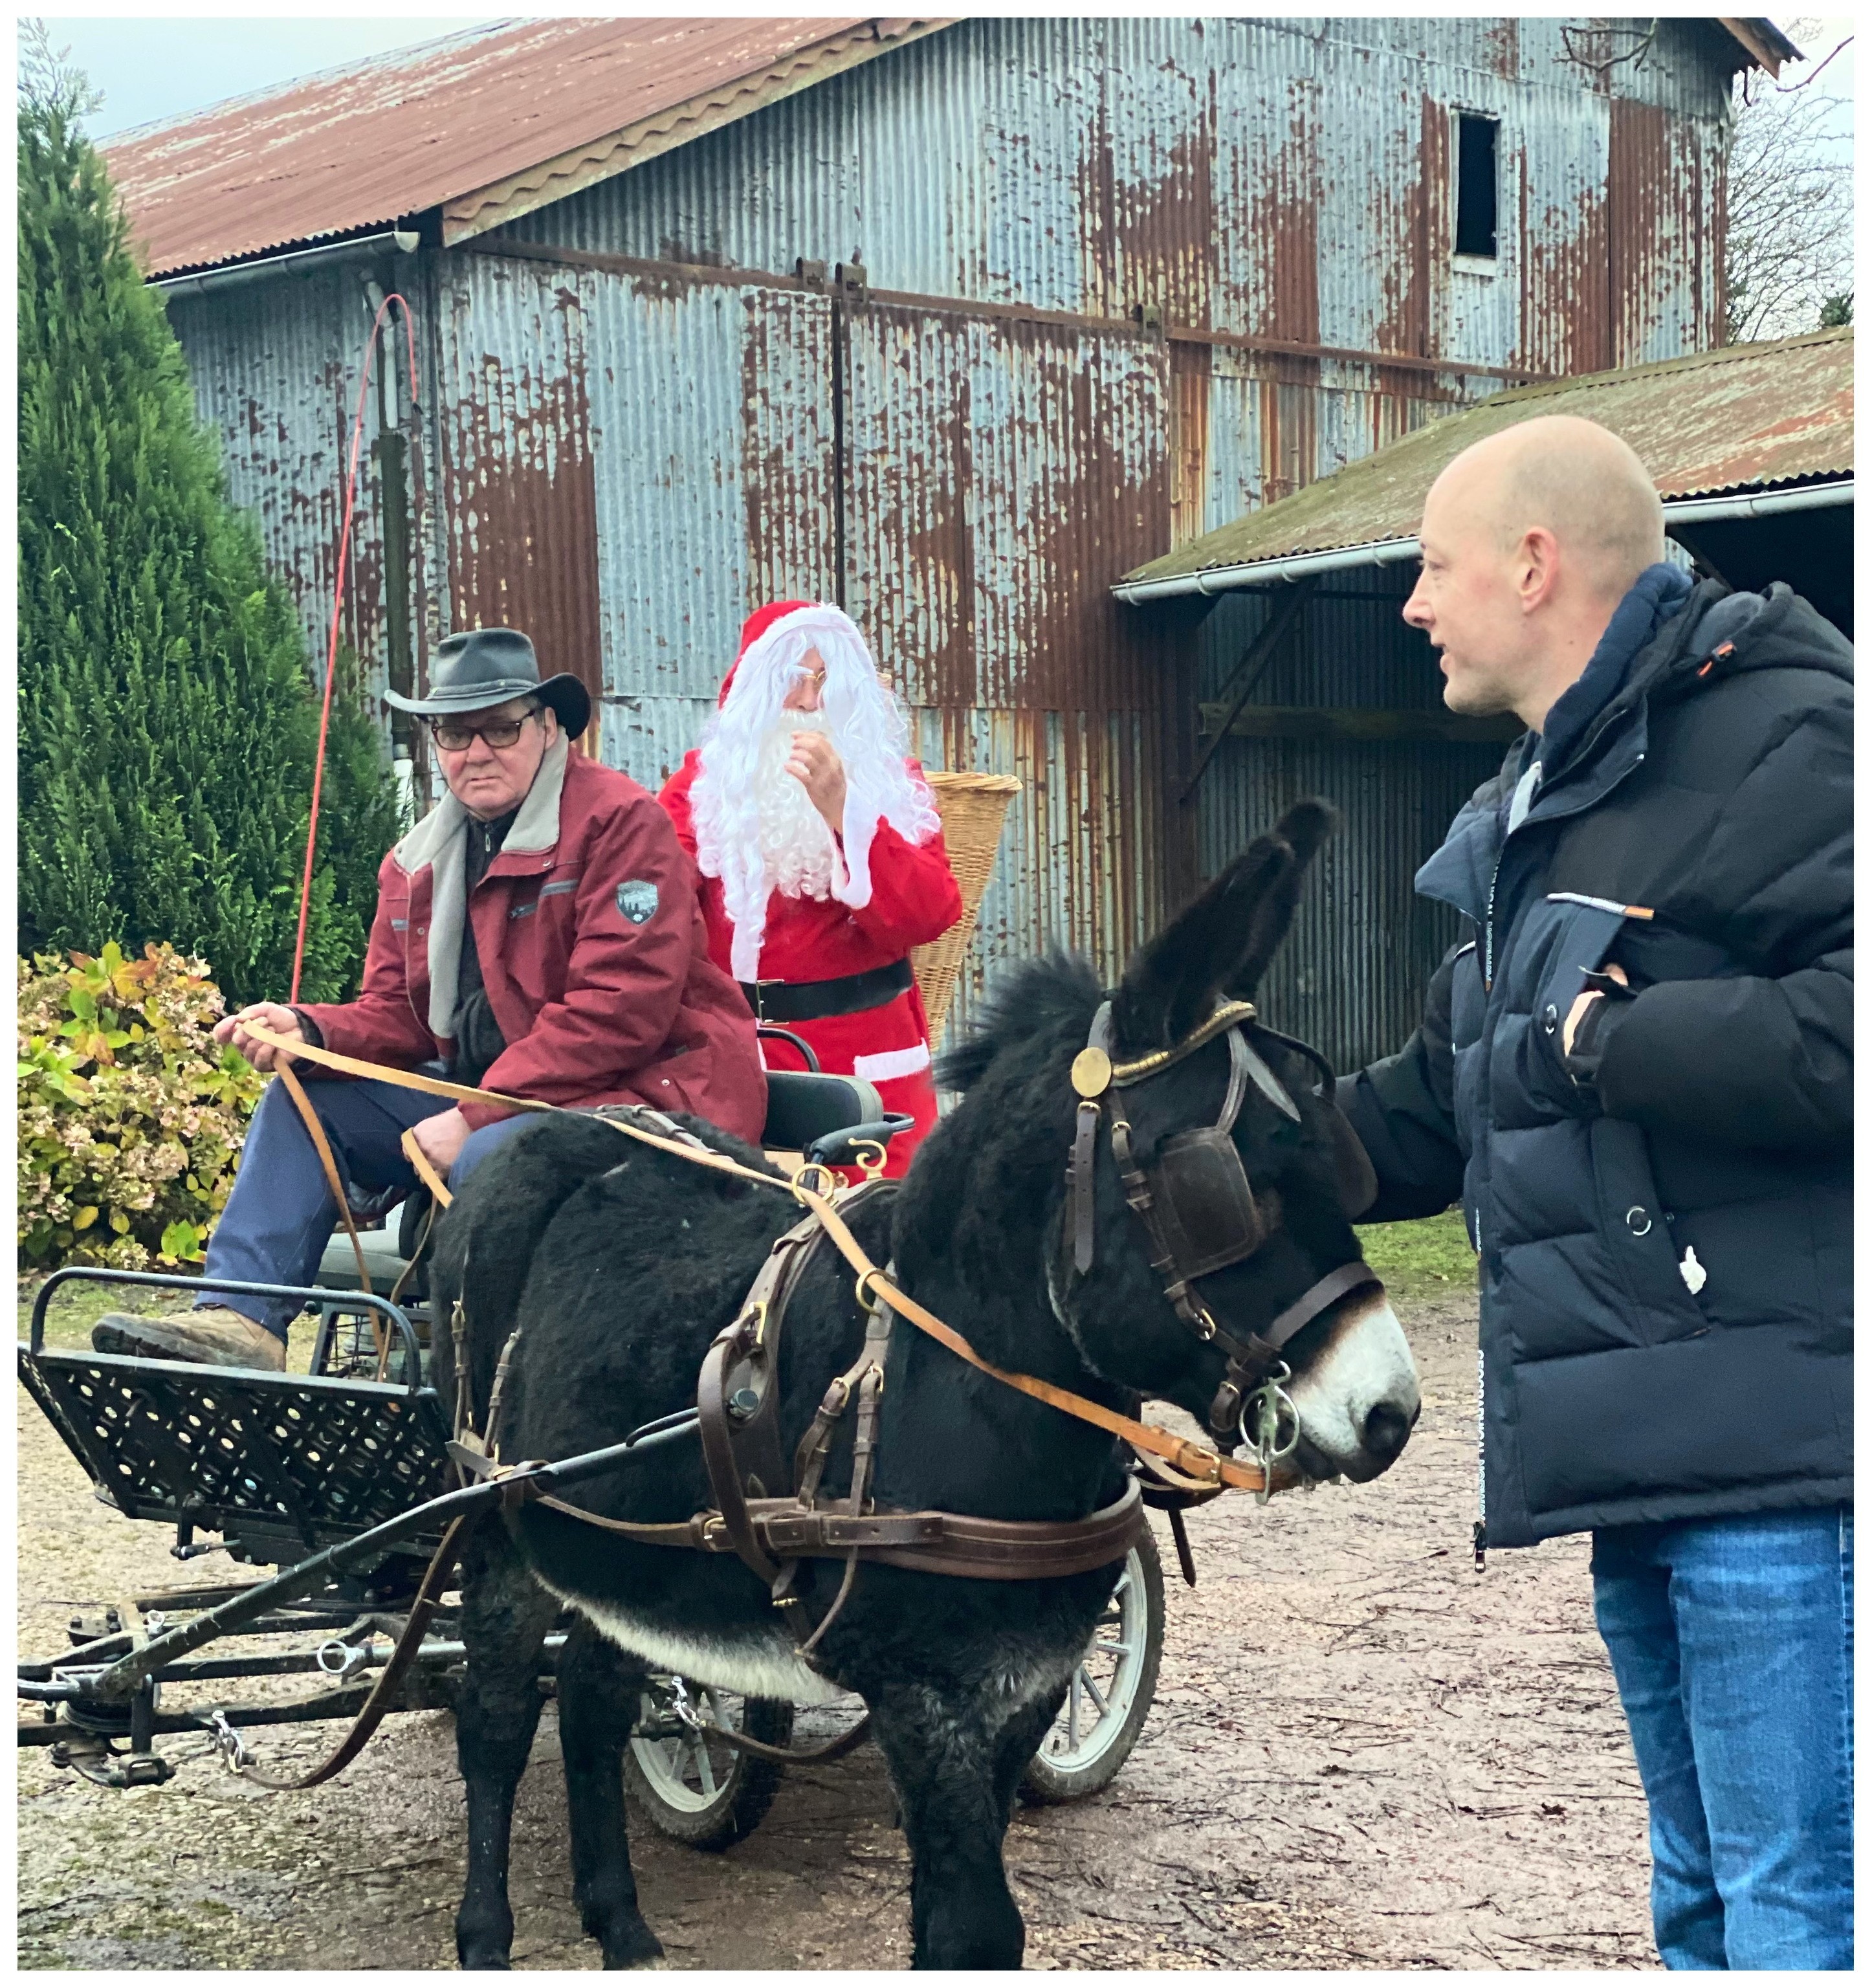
top-left (105, 15), bottom-right (1780, 1056)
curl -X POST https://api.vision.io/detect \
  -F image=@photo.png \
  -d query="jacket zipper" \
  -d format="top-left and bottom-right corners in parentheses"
top-left (1471, 1202), bottom-right (1487, 1571)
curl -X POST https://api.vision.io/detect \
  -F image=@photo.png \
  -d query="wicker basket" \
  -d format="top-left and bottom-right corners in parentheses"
top-left (911, 771), bottom-right (1022, 1039)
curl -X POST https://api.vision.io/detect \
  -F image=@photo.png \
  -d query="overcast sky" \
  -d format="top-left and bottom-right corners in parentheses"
top-left (29, 12), bottom-right (1856, 149)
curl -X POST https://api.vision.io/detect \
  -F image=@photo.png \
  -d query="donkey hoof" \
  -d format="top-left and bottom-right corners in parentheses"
top-left (600, 1921), bottom-right (666, 1970)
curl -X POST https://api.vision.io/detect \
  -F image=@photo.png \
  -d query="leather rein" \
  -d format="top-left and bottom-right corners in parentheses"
top-left (243, 1024), bottom-right (1279, 1499)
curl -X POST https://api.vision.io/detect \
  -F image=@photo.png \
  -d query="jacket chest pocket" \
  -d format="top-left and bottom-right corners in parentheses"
top-left (1492, 895), bottom-right (1638, 1127)
top-left (500, 872), bottom-right (579, 967)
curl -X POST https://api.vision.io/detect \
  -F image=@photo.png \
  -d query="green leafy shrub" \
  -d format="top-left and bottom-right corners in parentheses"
top-left (17, 942), bottom-right (264, 1272)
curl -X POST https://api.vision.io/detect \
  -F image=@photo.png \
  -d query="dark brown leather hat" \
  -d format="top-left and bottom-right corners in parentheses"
top-left (384, 628), bottom-right (590, 740)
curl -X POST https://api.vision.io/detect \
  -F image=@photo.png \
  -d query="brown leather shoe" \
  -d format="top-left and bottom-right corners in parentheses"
top-left (91, 1304), bottom-right (287, 1371)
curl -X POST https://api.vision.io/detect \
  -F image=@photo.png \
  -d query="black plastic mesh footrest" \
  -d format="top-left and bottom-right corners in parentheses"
top-left (17, 1348), bottom-right (454, 1552)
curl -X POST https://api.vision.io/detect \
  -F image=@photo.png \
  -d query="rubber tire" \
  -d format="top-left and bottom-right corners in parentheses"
top-left (1020, 1528), bottom-right (1165, 1804)
top-left (623, 1687), bottom-right (794, 1850)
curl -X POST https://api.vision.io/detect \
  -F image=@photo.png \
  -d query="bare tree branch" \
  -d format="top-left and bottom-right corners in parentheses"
top-left (1724, 17), bottom-right (1854, 340)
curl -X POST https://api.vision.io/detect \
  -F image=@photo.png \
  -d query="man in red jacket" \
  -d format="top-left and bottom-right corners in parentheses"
top-left (95, 628), bottom-right (765, 1369)
top-left (661, 601), bottom-right (962, 1176)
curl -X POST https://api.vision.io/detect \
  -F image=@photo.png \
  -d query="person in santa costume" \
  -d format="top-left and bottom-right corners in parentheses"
top-left (661, 601), bottom-right (963, 1176)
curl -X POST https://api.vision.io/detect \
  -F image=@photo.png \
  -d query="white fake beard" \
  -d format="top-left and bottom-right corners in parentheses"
top-left (755, 709), bottom-right (838, 901)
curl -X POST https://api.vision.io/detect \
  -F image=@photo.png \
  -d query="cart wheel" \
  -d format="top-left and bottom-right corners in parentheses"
top-left (1021, 1528), bottom-right (1165, 1804)
top-left (624, 1678), bottom-right (793, 1850)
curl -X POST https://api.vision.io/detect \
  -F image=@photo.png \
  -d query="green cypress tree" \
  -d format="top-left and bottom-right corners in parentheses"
top-left (17, 39), bottom-right (398, 1004)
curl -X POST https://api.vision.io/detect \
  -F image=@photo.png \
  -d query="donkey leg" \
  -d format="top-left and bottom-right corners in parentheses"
top-left (555, 1620), bottom-right (664, 1969)
top-left (870, 1684), bottom-right (1035, 1969)
top-left (454, 1535), bottom-right (560, 1971)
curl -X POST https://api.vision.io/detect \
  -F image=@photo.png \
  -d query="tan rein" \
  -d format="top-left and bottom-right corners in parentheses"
top-left (241, 1024), bottom-right (1275, 1496)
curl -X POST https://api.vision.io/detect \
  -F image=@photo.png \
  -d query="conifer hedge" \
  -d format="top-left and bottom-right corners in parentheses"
top-left (17, 61), bottom-right (397, 1005)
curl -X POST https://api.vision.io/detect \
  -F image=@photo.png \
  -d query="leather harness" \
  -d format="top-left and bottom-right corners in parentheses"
top-left (1065, 998), bottom-right (1385, 1444)
top-left (228, 1010), bottom-right (1382, 1783)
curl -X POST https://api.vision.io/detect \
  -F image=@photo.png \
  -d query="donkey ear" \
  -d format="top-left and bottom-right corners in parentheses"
top-left (1223, 797), bottom-right (1337, 1001)
top-left (1112, 836), bottom-right (1294, 1054)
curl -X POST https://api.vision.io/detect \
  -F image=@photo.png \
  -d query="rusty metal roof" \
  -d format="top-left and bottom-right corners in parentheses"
top-left (1716, 17), bottom-right (1803, 76)
top-left (103, 17), bottom-right (948, 278)
top-left (1119, 326), bottom-right (1853, 593)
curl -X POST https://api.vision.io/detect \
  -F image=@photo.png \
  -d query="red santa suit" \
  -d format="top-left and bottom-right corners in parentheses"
top-left (660, 601), bottom-right (963, 1176)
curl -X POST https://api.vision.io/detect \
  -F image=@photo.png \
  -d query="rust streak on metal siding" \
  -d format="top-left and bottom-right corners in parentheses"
top-left (1610, 96), bottom-right (1673, 366)
top-left (739, 287), bottom-right (838, 620)
top-left (441, 280), bottom-right (603, 725)
top-left (1256, 78), bottom-right (1323, 349)
top-left (1516, 136), bottom-right (1613, 377)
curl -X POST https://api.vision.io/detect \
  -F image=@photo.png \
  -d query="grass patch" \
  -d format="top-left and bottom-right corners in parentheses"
top-left (1355, 1206), bottom-right (1475, 1297)
top-left (17, 1272), bottom-right (184, 1353)
top-left (17, 1273), bottom-right (318, 1371)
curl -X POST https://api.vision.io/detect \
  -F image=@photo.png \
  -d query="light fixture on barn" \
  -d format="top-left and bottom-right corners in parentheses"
top-left (289, 291), bottom-right (421, 1002)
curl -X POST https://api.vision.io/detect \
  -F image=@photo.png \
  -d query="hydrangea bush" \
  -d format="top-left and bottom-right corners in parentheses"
top-left (17, 942), bottom-right (264, 1271)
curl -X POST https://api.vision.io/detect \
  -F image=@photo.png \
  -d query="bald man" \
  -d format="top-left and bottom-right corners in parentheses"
top-left (1338, 416), bottom-right (1852, 1969)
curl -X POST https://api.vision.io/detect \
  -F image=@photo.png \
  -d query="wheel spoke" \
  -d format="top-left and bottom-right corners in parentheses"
top-left (693, 1736), bottom-right (718, 1798)
top-left (1066, 1674), bottom-right (1081, 1749)
top-left (1079, 1667), bottom-right (1108, 1716)
top-left (1096, 1638), bottom-right (1132, 1658)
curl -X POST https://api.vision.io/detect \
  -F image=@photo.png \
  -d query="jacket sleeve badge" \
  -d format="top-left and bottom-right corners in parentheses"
top-left (616, 880), bottom-right (659, 926)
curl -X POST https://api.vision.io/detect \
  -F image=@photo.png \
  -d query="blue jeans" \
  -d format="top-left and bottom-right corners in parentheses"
top-left (1592, 1507), bottom-right (1853, 1969)
top-left (203, 1075), bottom-right (536, 1338)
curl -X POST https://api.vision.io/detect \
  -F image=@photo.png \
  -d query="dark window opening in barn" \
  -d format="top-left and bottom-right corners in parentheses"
top-left (1455, 113), bottom-right (1499, 259)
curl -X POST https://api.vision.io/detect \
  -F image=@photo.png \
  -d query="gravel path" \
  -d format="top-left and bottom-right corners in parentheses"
top-left (17, 1283), bottom-right (1657, 1969)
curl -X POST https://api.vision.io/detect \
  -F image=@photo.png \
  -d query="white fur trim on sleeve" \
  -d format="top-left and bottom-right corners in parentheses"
top-left (852, 1042), bottom-right (931, 1083)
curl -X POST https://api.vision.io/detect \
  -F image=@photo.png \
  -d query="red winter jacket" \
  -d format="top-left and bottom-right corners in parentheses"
top-left (298, 741), bottom-right (765, 1140)
top-left (659, 750), bottom-right (962, 1173)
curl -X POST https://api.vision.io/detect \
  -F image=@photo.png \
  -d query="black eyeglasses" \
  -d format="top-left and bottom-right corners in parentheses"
top-left (430, 711), bottom-right (538, 752)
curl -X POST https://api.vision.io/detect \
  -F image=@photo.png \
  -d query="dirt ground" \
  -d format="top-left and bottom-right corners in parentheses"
top-left (17, 1276), bottom-right (1658, 1971)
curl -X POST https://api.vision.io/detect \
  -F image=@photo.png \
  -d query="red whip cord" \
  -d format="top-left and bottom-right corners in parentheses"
top-left (289, 293), bottom-right (421, 1002)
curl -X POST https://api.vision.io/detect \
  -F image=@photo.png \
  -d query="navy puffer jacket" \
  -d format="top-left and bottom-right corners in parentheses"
top-left (1339, 572), bottom-right (1851, 1549)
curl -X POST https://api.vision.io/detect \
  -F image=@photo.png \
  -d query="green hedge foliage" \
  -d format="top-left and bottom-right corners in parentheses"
top-left (17, 942), bottom-right (263, 1272)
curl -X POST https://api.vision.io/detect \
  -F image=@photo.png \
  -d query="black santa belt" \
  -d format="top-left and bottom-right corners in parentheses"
top-left (740, 960), bottom-right (914, 1024)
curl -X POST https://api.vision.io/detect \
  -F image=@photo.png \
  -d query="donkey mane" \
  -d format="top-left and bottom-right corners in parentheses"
top-left (934, 949), bottom-right (1103, 1095)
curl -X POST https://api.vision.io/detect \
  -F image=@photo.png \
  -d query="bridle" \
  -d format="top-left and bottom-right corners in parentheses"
top-left (1064, 997), bottom-right (1383, 1472)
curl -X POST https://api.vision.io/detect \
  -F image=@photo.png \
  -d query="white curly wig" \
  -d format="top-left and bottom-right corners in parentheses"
top-left (689, 603), bottom-right (940, 983)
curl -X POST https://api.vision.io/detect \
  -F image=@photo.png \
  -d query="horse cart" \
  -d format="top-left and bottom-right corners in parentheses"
top-left (17, 769), bottom-right (1169, 1846)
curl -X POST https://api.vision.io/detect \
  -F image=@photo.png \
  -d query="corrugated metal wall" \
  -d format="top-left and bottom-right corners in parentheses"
top-left (164, 265), bottom-right (405, 694)
top-left (497, 16), bottom-right (1733, 362)
top-left (844, 302), bottom-right (1176, 1024)
top-left (164, 13), bottom-right (1737, 1063)
top-left (428, 250), bottom-right (839, 781)
top-left (1191, 573), bottom-right (1506, 1074)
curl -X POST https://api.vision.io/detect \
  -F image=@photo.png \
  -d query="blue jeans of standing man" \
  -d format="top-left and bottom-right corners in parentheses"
top-left (1592, 1507), bottom-right (1853, 1969)
top-left (203, 1075), bottom-right (537, 1339)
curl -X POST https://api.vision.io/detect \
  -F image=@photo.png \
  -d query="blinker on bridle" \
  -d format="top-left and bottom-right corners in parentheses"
top-left (1066, 997), bottom-right (1383, 1474)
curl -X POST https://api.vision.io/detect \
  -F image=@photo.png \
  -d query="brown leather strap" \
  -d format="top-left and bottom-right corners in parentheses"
top-left (797, 1187), bottom-right (1273, 1495)
top-left (707, 1710), bottom-right (874, 1765)
top-left (274, 1054), bottom-right (388, 1372)
top-left (401, 1129), bottom-right (454, 1209)
top-left (275, 1055), bottom-right (372, 1298)
top-left (1262, 1259), bottom-right (1382, 1352)
top-left (521, 1481), bottom-right (1146, 1582)
top-left (1070, 1101), bottom-right (1100, 1274)
top-left (212, 1514), bottom-right (472, 1789)
top-left (698, 1316), bottom-right (785, 1586)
